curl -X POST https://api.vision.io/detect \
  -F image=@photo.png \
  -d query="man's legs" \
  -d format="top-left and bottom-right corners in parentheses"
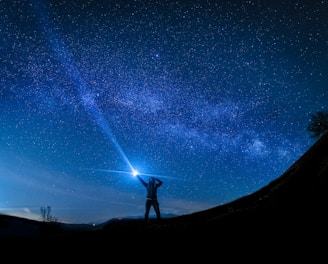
top-left (153, 200), bottom-right (161, 219)
top-left (145, 200), bottom-right (151, 223)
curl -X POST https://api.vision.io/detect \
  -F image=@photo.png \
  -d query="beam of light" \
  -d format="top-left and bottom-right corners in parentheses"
top-left (88, 168), bottom-right (179, 180)
top-left (88, 169), bottom-right (135, 176)
top-left (31, 3), bottom-right (178, 182)
top-left (30, 1), bottom-right (135, 172)
top-left (84, 104), bottom-right (135, 172)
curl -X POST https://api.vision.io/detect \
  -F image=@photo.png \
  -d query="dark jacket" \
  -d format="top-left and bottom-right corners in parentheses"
top-left (137, 176), bottom-right (163, 200)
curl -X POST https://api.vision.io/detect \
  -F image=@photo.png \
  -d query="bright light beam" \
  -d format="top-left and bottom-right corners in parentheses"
top-left (32, 3), bottom-right (177, 181)
top-left (89, 169), bottom-right (135, 176)
top-left (30, 2), bottom-right (135, 173)
top-left (85, 104), bottom-right (135, 172)
top-left (89, 168), bottom-right (179, 180)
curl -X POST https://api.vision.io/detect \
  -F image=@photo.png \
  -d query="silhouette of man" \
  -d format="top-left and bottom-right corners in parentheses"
top-left (137, 175), bottom-right (163, 223)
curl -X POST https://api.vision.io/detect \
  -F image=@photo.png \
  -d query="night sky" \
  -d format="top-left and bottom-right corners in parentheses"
top-left (1, 0), bottom-right (327, 224)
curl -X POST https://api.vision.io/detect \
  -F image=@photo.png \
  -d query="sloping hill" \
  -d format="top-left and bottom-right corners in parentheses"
top-left (101, 130), bottom-right (328, 234)
top-left (166, 130), bottom-right (328, 229)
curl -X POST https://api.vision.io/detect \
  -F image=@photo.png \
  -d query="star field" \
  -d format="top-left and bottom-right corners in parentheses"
top-left (0, 0), bottom-right (327, 223)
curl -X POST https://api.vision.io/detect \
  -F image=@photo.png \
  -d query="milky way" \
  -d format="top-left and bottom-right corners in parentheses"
top-left (0, 0), bottom-right (327, 223)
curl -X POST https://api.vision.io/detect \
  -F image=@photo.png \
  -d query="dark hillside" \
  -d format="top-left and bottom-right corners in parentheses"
top-left (102, 131), bottom-right (328, 233)
top-left (166, 130), bottom-right (328, 229)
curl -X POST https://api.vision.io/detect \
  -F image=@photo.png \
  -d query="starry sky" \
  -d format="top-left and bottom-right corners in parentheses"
top-left (0, 0), bottom-right (327, 224)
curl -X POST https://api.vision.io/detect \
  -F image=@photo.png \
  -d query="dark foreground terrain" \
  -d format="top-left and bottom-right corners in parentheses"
top-left (1, 132), bottom-right (327, 259)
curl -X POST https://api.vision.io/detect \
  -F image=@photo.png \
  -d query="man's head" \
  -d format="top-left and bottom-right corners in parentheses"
top-left (149, 177), bottom-right (155, 184)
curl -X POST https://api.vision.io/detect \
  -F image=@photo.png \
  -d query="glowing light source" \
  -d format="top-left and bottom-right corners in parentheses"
top-left (132, 169), bottom-right (139, 177)
top-left (88, 168), bottom-right (179, 181)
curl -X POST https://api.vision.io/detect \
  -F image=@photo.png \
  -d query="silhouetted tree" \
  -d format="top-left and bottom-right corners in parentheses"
top-left (40, 205), bottom-right (58, 222)
top-left (307, 111), bottom-right (328, 138)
